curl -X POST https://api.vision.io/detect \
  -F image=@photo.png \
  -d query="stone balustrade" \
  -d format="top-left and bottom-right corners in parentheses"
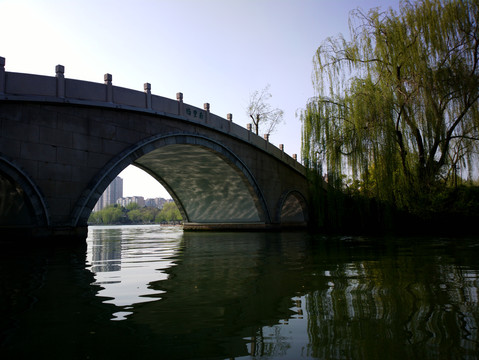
top-left (0, 57), bottom-right (301, 173)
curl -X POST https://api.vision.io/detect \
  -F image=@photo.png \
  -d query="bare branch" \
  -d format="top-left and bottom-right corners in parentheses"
top-left (246, 85), bottom-right (284, 136)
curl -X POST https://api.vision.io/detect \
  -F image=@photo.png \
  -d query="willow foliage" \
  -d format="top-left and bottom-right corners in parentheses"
top-left (302, 0), bottom-right (479, 210)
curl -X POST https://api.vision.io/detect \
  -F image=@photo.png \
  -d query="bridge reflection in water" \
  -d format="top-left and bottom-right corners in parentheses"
top-left (1, 226), bottom-right (478, 359)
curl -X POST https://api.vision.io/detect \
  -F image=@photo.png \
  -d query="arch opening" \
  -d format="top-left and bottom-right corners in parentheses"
top-left (73, 134), bottom-right (268, 228)
top-left (279, 191), bottom-right (308, 225)
top-left (88, 166), bottom-right (182, 225)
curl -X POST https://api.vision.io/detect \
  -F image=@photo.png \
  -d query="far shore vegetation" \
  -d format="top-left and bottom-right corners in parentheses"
top-left (88, 202), bottom-right (182, 225)
top-left (301, 0), bottom-right (479, 235)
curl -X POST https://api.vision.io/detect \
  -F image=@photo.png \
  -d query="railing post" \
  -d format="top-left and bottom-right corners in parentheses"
top-left (177, 92), bottom-right (183, 116)
top-left (227, 113), bottom-right (233, 133)
top-left (56, 65), bottom-right (65, 98)
top-left (104, 73), bottom-right (113, 102)
top-left (144, 83), bottom-right (152, 109)
top-left (204, 103), bottom-right (210, 123)
top-left (263, 133), bottom-right (270, 150)
top-left (293, 154), bottom-right (297, 161)
top-left (247, 123), bottom-right (252, 141)
top-left (0, 57), bottom-right (5, 94)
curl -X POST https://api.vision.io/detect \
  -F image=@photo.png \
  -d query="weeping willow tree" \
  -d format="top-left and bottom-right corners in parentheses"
top-left (302, 0), bottom-right (479, 213)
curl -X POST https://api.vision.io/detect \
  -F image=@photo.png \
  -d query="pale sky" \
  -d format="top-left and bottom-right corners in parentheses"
top-left (0, 0), bottom-right (399, 199)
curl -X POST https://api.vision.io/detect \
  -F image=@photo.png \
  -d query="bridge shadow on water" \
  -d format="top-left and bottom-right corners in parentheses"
top-left (0, 229), bottom-right (312, 359)
top-left (0, 230), bottom-right (312, 359)
top-left (1, 228), bottom-right (479, 359)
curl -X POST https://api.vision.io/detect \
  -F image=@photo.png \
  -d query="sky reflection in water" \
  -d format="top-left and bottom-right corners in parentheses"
top-left (86, 225), bottom-right (183, 319)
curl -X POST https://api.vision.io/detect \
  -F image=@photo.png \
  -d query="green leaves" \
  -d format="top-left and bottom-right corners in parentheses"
top-left (88, 202), bottom-right (182, 225)
top-left (302, 0), bottom-right (479, 211)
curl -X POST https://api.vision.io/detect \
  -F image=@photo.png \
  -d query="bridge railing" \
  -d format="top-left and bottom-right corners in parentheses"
top-left (0, 57), bottom-right (304, 174)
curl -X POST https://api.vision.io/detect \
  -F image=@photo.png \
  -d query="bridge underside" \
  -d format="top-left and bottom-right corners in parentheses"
top-left (133, 144), bottom-right (265, 226)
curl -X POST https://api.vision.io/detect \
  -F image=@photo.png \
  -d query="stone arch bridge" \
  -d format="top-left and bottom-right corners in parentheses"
top-left (0, 57), bottom-right (310, 241)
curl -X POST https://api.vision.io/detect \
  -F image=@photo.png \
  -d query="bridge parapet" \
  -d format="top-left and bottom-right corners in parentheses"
top-left (0, 57), bottom-right (303, 175)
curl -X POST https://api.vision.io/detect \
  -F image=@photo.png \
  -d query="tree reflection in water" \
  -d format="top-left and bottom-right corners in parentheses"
top-left (303, 239), bottom-right (479, 359)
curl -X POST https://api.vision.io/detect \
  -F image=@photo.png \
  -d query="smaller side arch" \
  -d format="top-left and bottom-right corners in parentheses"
top-left (0, 155), bottom-right (50, 227)
top-left (276, 190), bottom-right (309, 226)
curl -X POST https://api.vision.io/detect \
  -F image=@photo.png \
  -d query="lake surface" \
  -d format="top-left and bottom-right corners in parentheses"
top-left (1, 225), bottom-right (479, 359)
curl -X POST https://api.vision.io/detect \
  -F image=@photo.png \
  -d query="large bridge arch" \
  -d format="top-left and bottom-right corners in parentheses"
top-left (72, 133), bottom-right (270, 228)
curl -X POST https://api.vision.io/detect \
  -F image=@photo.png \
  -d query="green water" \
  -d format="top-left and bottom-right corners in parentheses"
top-left (1, 225), bottom-right (478, 359)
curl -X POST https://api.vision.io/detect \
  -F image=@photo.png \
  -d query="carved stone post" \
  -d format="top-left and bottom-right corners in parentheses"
top-left (56, 65), bottom-right (65, 98)
top-left (104, 73), bottom-right (113, 102)
top-left (204, 103), bottom-right (210, 123)
top-left (177, 92), bottom-right (184, 116)
top-left (263, 133), bottom-right (270, 150)
top-left (144, 83), bottom-right (152, 109)
top-left (227, 113), bottom-right (233, 133)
